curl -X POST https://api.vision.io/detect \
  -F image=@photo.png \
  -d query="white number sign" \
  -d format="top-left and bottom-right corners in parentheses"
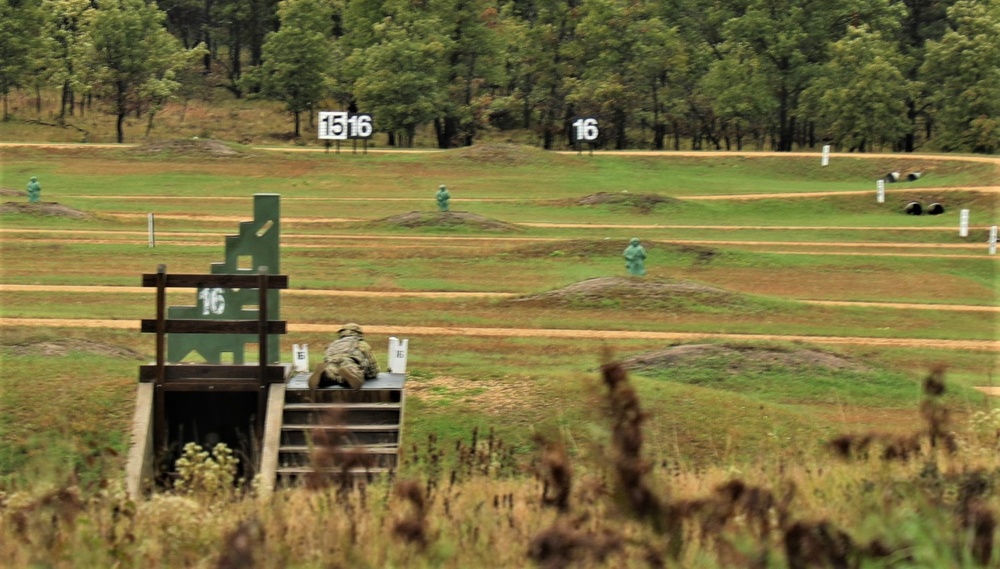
top-left (198, 287), bottom-right (226, 315)
top-left (319, 111), bottom-right (348, 140)
top-left (319, 111), bottom-right (374, 140)
top-left (348, 114), bottom-right (373, 138)
top-left (571, 117), bottom-right (599, 142)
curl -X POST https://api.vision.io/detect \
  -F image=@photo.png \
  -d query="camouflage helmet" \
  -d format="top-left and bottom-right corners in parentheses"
top-left (338, 323), bottom-right (364, 337)
top-left (629, 237), bottom-right (640, 245)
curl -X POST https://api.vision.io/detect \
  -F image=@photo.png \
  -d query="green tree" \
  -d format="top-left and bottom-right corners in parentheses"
top-left (894, 0), bottom-right (956, 152)
top-left (567, 0), bottom-right (685, 149)
top-left (513, 0), bottom-right (582, 149)
top-left (256, 0), bottom-right (334, 137)
top-left (352, 16), bottom-right (446, 147)
top-left (721, 0), bottom-right (902, 151)
top-left (803, 25), bottom-right (911, 152)
top-left (701, 49), bottom-right (778, 150)
top-left (921, 0), bottom-right (1000, 153)
top-left (0, 0), bottom-right (44, 120)
top-left (428, 0), bottom-right (503, 148)
top-left (40, 0), bottom-right (93, 122)
top-left (82, 0), bottom-right (196, 142)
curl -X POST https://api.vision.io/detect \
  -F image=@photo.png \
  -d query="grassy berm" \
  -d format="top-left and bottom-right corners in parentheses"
top-left (3, 362), bottom-right (999, 568)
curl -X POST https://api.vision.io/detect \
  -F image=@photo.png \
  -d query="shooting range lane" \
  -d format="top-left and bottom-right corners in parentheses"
top-left (3, 284), bottom-right (999, 311)
top-left (0, 316), bottom-right (997, 351)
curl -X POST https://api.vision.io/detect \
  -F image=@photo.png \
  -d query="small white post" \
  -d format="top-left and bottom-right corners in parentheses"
top-left (148, 213), bottom-right (155, 248)
top-left (821, 145), bottom-right (830, 166)
top-left (292, 343), bottom-right (309, 372)
top-left (989, 226), bottom-right (997, 255)
top-left (876, 180), bottom-right (885, 203)
top-left (388, 337), bottom-right (409, 374)
top-left (959, 209), bottom-right (970, 237)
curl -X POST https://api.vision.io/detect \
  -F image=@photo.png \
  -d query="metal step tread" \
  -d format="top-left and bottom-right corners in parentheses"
top-left (276, 466), bottom-right (392, 475)
top-left (281, 424), bottom-right (401, 432)
top-left (283, 402), bottom-right (401, 411)
top-left (279, 445), bottom-right (399, 454)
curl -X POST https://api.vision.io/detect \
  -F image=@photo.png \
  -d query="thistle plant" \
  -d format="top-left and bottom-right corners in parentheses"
top-left (173, 442), bottom-right (239, 500)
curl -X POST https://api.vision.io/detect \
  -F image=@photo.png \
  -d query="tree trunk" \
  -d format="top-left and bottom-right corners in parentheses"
top-left (117, 112), bottom-right (126, 143)
top-left (613, 108), bottom-right (627, 150)
top-left (146, 109), bottom-right (157, 138)
top-left (294, 111), bottom-right (300, 138)
top-left (35, 85), bottom-right (41, 113)
top-left (776, 87), bottom-right (793, 151)
top-left (202, 0), bottom-right (214, 71)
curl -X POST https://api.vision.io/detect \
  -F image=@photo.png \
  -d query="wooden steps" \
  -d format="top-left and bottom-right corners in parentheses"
top-left (268, 372), bottom-right (406, 487)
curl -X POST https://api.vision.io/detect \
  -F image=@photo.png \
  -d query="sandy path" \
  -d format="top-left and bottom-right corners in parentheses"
top-left (3, 284), bottom-right (998, 312)
top-left (96, 213), bottom-right (988, 232)
top-left (1, 317), bottom-right (996, 351)
top-left (1, 228), bottom-right (990, 249)
top-left (4, 143), bottom-right (998, 165)
top-left (59, 186), bottom-right (1000, 203)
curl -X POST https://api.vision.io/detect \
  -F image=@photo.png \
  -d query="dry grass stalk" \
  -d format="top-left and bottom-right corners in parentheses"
top-left (534, 434), bottom-right (572, 513)
top-left (392, 479), bottom-right (429, 548)
top-left (216, 518), bottom-right (262, 569)
top-left (305, 408), bottom-right (375, 492)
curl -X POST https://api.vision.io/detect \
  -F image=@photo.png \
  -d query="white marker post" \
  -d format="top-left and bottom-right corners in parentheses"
top-left (292, 343), bottom-right (309, 373)
top-left (989, 226), bottom-right (997, 255)
top-left (959, 209), bottom-right (970, 237)
top-left (876, 180), bottom-right (885, 203)
top-left (821, 145), bottom-right (830, 166)
top-left (148, 213), bottom-right (155, 248)
top-left (388, 337), bottom-right (409, 374)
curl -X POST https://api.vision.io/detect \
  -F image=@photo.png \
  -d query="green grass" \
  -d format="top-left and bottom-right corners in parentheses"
top-left (1, 146), bottom-right (997, 487)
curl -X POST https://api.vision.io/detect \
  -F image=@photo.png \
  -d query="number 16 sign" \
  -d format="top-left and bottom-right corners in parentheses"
top-left (319, 111), bottom-right (374, 140)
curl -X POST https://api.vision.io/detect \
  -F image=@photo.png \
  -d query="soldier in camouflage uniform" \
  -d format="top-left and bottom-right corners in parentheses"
top-left (308, 323), bottom-right (380, 389)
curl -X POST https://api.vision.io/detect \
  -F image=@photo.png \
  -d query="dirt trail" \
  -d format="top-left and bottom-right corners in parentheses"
top-left (3, 284), bottom-right (998, 311)
top-left (97, 213), bottom-right (985, 231)
top-left (1, 228), bottom-right (991, 249)
top-left (1, 317), bottom-right (996, 351)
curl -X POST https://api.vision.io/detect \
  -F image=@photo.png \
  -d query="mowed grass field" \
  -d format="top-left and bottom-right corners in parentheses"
top-left (0, 142), bottom-right (998, 488)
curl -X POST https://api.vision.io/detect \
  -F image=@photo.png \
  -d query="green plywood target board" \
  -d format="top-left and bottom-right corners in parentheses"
top-left (167, 194), bottom-right (282, 364)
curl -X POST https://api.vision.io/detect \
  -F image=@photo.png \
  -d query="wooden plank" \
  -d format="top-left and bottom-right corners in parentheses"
top-left (125, 383), bottom-right (155, 500)
top-left (258, 384), bottom-right (286, 500)
top-left (139, 364), bottom-right (289, 382)
top-left (279, 445), bottom-right (398, 454)
top-left (283, 403), bottom-right (402, 411)
top-left (140, 319), bottom-right (286, 334)
top-left (281, 424), bottom-right (400, 432)
top-left (141, 273), bottom-right (288, 289)
top-left (276, 466), bottom-right (391, 475)
top-left (160, 380), bottom-right (263, 391)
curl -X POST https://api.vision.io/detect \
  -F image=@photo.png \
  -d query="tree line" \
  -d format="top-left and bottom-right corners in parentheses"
top-left (2, 0), bottom-right (998, 151)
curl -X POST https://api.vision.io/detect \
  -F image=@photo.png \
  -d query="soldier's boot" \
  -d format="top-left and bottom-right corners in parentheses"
top-left (308, 365), bottom-right (327, 390)
top-left (339, 362), bottom-right (365, 390)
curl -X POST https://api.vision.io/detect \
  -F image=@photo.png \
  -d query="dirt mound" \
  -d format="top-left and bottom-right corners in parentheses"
top-left (132, 138), bottom-right (244, 157)
top-left (375, 211), bottom-right (522, 232)
top-left (508, 240), bottom-right (719, 265)
top-left (6, 338), bottom-right (146, 359)
top-left (509, 239), bottom-right (626, 259)
top-left (622, 343), bottom-right (871, 373)
top-left (0, 201), bottom-right (90, 218)
top-left (0, 187), bottom-right (25, 196)
top-left (576, 192), bottom-right (678, 212)
top-left (507, 276), bottom-right (739, 309)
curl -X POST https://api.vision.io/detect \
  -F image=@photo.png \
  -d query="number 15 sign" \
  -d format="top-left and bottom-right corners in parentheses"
top-left (319, 111), bottom-right (374, 140)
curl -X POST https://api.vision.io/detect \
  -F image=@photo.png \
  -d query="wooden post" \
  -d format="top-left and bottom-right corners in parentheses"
top-left (257, 266), bottom-right (269, 438)
top-left (154, 265), bottom-right (167, 455)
